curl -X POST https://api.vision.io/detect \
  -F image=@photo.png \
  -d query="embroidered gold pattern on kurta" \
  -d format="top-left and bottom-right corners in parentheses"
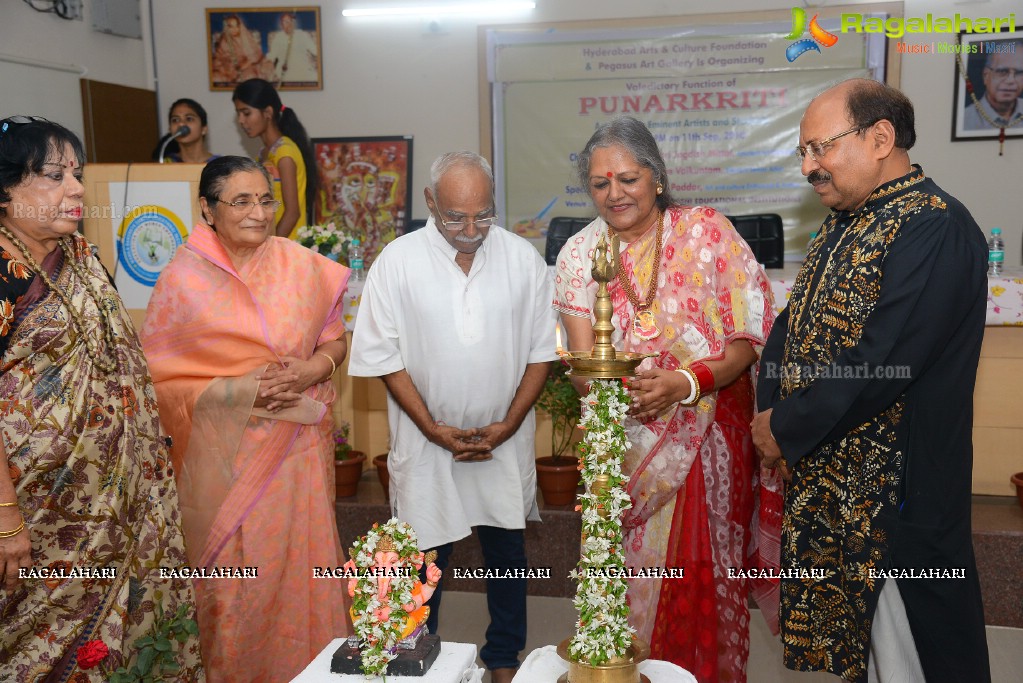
top-left (778, 169), bottom-right (945, 681)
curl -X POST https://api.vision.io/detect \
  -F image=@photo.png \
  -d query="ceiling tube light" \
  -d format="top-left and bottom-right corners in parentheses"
top-left (342, 2), bottom-right (536, 18)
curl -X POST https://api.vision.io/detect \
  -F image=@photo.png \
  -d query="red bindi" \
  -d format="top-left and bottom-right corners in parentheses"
top-left (606, 171), bottom-right (613, 178)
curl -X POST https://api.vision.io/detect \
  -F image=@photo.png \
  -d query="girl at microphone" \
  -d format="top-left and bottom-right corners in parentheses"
top-left (232, 79), bottom-right (317, 239)
top-left (154, 98), bottom-right (218, 164)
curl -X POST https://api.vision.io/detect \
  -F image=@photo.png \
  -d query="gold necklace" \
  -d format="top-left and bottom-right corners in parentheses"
top-left (609, 210), bottom-right (663, 340)
top-left (0, 225), bottom-right (117, 373)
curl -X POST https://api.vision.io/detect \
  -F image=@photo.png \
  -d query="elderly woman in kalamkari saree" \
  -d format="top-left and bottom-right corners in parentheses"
top-left (0, 117), bottom-right (203, 681)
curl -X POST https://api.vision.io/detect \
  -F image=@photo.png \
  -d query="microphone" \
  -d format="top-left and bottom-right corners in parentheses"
top-left (158, 125), bottom-right (191, 163)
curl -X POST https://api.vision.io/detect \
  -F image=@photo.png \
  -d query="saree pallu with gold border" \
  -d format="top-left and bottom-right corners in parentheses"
top-left (0, 236), bottom-right (203, 682)
top-left (554, 206), bottom-right (783, 683)
top-left (141, 224), bottom-right (350, 683)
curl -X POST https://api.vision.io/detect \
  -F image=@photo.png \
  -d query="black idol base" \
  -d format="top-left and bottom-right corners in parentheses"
top-left (331, 634), bottom-right (441, 677)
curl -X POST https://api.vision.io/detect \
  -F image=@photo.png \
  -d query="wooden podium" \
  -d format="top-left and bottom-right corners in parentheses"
top-left (81, 162), bottom-right (204, 328)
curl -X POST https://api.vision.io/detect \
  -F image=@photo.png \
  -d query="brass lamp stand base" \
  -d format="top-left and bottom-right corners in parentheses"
top-left (555, 638), bottom-right (651, 683)
top-left (561, 351), bottom-right (653, 380)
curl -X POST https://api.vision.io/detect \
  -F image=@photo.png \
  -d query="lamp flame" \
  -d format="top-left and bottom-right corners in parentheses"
top-left (556, 322), bottom-right (567, 357)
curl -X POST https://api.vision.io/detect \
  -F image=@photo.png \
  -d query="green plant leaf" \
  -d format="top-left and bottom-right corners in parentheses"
top-left (136, 646), bottom-right (156, 674)
top-left (536, 362), bottom-right (583, 459)
top-left (154, 637), bottom-right (172, 652)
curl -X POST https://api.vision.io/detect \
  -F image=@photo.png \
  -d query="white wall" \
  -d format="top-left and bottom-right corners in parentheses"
top-left (1, 1), bottom-right (152, 144)
top-left (899, 0), bottom-right (1022, 266)
top-left (150, 1), bottom-right (893, 224)
top-left (6, 1), bottom-right (1021, 264)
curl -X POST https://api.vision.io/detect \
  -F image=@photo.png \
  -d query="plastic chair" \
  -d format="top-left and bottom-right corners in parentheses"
top-left (725, 214), bottom-right (785, 268)
top-left (404, 218), bottom-right (427, 234)
top-left (545, 217), bottom-right (593, 265)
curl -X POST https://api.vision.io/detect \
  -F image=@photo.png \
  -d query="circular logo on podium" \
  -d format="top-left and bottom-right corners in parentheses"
top-left (117, 206), bottom-right (188, 286)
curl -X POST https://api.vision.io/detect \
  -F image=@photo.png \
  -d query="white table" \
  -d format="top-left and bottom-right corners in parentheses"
top-left (512, 645), bottom-right (697, 682)
top-left (290, 639), bottom-right (482, 682)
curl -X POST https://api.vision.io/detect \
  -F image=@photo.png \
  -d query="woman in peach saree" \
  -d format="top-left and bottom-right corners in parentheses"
top-left (141, 156), bottom-right (350, 682)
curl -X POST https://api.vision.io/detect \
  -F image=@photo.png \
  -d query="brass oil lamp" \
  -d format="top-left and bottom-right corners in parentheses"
top-left (556, 230), bottom-right (652, 683)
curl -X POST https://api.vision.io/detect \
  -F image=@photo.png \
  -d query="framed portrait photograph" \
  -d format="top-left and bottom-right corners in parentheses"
top-left (206, 7), bottom-right (322, 91)
top-left (312, 136), bottom-right (414, 263)
top-left (952, 29), bottom-right (1023, 141)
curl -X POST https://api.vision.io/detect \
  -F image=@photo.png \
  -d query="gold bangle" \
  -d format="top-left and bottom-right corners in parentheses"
top-left (677, 366), bottom-right (701, 406)
top-left (0, 519), bottom-right (25, 538)
top-left (425, 579), bottom-right (438, 588)
top-left (316, 352), bottom-right (337, 379)
top-left (0, 501), bottom-right (18, 507)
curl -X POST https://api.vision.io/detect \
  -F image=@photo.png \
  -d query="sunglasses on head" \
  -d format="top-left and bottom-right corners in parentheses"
top-left (0, 115), bottom-right (51, 135)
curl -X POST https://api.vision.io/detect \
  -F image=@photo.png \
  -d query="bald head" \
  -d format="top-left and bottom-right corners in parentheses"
top-left (810, 79), bottom-right (916, 151)
top-left (798, 79), bottom-right (914, 212)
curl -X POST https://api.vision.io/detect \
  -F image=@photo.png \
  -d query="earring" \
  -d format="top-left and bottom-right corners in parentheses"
top-left (656, 184), bottom-right (663, 195)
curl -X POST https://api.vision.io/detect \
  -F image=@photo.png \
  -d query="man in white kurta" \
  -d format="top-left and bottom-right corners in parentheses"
top-left (348, 152), bottom-right (557, 683)
top-left (266, 13), bottom-right (319, 85)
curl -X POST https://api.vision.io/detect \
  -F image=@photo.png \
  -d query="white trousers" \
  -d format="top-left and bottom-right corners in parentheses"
top-left (867, 579), bottom-right (926, 683)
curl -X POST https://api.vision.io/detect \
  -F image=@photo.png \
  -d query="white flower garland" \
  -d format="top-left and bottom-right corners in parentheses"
top-left (569, 379), bottom-right (636, 665)
top-left (349, 518), bottom-right (422, 678)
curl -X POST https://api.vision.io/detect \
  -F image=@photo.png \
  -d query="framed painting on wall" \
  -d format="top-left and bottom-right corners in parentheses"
top-left (206, 7), bottom-right (322, 91)
top-left (952, 29), bottom-right (1023, 141)
top-left (312, 136), bottom-right (414, 263)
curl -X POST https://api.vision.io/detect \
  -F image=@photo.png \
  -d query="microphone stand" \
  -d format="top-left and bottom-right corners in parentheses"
top-left (157, 126), bottom-right (189, 163)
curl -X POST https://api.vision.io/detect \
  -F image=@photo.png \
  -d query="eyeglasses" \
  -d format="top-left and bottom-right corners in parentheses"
top-left (795, 125), bottom-right (865, 162)
top-left (215, 197), bottom-right (281, 213)
top-left (439, 215), bottom-right (496, 231)
top-left (988, 67), bottom-right (1023, 80)
top-left (1, 115), bottom-right (50, 135)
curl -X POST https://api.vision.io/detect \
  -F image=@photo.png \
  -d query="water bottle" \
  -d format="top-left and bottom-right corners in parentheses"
top-left (987, 228), bottom-right (1003, 277)
top-left (348, 238), bottom-right (366, 281)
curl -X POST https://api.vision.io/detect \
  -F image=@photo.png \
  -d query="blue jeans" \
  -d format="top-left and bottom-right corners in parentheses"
top-left (421, 526), bottom-right (527, 670)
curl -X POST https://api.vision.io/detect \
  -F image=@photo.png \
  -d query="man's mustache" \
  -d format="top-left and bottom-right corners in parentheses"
top-left (808, 170), bottom-right (832, 185)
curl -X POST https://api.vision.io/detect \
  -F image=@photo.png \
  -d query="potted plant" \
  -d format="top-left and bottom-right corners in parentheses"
top-left (333, 422), bottom-right (367, 498)
top-left (535, 359), bottom-right (583, 506)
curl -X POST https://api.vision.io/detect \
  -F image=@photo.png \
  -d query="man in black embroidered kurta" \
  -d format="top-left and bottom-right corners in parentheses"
top-left (753, 80), bottom-right (991, 683)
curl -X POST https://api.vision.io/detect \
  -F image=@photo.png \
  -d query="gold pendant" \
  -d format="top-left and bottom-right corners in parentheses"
top-left (632, 309), bottom-right (660, 340)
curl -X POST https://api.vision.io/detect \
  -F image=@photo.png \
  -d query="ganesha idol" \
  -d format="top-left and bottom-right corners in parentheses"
top-left (344, 534), bottom-right (442, 643)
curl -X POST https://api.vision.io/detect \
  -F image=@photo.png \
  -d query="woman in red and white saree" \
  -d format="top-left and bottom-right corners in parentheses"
top-left (141, 156), bottom-right (350, 683)
top-left (555, 117), bottom-right (783, 683)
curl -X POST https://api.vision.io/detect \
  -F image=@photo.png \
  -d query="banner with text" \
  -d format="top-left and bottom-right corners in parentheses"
top-left (491, 25), bottom-right (875, 256)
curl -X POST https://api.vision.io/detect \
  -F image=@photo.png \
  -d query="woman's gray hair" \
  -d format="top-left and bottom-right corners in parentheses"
top-left (576, 116), bottom-right (674, 210)
top-left (430, 151), bottom-right (494, 196)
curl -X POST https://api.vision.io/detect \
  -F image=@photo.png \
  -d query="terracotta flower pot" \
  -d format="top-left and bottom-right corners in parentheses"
top-left (1011, 472), bottom-right (1023, 511)
top-left (334, 451), bottom-right (366, 498)
top-left (374, 453), bottom-right (390, 500)
top-left (536, 455), bottom-right (582, 507)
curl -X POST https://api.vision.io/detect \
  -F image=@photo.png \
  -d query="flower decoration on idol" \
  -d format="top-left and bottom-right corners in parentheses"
top-left (569, 379), bottom-right (636, 665)
top-left (345, 518), bottom-right (440, 678)
top-left (295, 221), bottom-right (359, 265)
